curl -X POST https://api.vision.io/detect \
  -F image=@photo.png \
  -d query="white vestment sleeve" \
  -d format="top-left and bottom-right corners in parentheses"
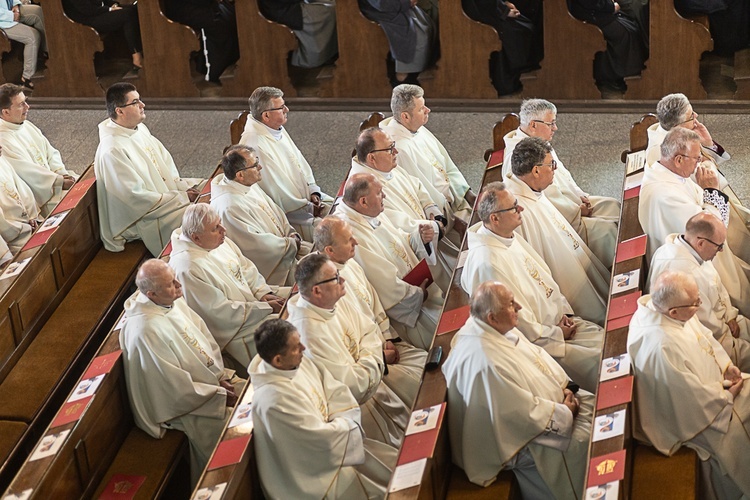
top-left (530, 403), bottom-right (574, 451)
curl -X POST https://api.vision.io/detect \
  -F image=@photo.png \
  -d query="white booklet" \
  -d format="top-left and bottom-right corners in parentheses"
top-left (611, 270), bottom-right (639, 295)
top-left (593, 410), bottom-right (626, 442)
top-left (600, 354), bottom-right (631, 382)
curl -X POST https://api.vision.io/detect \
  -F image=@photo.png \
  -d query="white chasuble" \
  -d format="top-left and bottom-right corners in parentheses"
top-left (0, 236), bottom-right (10, 266)
top-left (0, 155), bottom-right (38, 253)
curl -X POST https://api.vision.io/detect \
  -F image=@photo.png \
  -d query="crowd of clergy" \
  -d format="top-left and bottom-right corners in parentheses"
top-left (3, 78), bottom-right (750, 499)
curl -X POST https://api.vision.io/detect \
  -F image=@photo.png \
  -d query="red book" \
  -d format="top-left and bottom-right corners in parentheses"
top-left (436, 304), bottom-right (470, 335)
top-left (607, 291), bottom-right (641, 321)
top-left (51, 177), bottom-right (96, 215)
top-left (606, 314), bottom-right (633, 332)
top-left (587, 449), bottom-right (626, 487)
top-left (486, 150), bottom-right (504, 169)
top-left (208, 435), bottom-right (251, 470)
top-left (623, 185), bottom-right (640, 200)
top-left (336, 179), bottom-right (346, 197)
top-left (21, 228), bottom-right (55, 251)
top-left (596, 375), bottom-right (634, 410)
top-left (99, 474), bottom-right (146, 499)
top-left (51, 397), bottom-right (92, 428)
top-left (83, 350), bottom-right (122, 379)
top-left (615, 234), bottom-right (647, 264)
top-left (161, 241), bottom-right (173, 257)
top-left (397, 403), bottom-right (446, 465)
top-left (402, 259), bottom-right (433, 288)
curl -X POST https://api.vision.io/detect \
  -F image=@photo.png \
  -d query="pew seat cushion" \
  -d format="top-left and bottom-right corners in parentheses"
top-left (631, 444), bottom-right (698, 499)
top-left (0, 421), bottom-right (27, 466)
top-left (447, 465), bottom-right (515, 499)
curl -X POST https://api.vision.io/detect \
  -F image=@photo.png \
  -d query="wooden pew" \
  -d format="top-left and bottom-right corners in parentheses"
top-left (0, 31), bottom-right (14, 85)
top-left (619, 114), bottom-right (657, 163)
top-left (733, 48), bottom-right (750, 99)
top-left (421, 0), bottom-right (500, 99)
top-left (625, 4), bottom-right (712, 100)
top-left (229, 111), bottom-right (248, 147)
top-left (220, 0), bottom-right (297, 98)
top-left (521, 0), bottom-right (605, 99)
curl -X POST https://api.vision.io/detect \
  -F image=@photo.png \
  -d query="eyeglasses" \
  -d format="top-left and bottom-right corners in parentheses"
top-left (676, 154), bottom-right (702, 163)
top-left (679, 112), bottom-right (697, 125)
top-left (532, 119), bottom-right (557, 127)
top-left (237, 158), bottom-right (261, 172)
top-left (491, 201), bottom-right (521, 215)
top-left (314, 270), bottom-right (342, 287)
top-left (118, 98), bottom-right (144, 108)
top-left (669, 297), bottom-right (702, 310)
top-left (263, 104), bottom-right (288, 113)
top-left (698, 236), bottom-right (724, 252)
top-left (369, 142), bottom-right (397, 155)
top-left (536, 159), bottom-right (557, 170)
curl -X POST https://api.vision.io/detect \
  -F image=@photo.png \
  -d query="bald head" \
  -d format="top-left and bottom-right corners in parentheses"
top-left (470, 281), bottom-right (520, 334)
top-left (342, 173), bottom-right (384, 217)
top-left (683, 212), bottom-right (726, 262)
top-left (651, 271), bottom-right (698, 313)
top-left (135, 258), bottom-right (183, 307)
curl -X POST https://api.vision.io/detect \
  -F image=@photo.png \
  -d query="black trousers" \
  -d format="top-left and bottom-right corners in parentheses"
top-left (74, 5), bottom-right (142, 54)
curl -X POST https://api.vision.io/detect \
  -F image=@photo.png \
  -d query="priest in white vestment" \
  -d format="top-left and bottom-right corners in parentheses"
top-left (0, 84), bottom-right (77, 215)
top-left (502, 99), bottom-right (619, 267)
top-left (120, 260), bottom-right (245, 486)
top-left (315, 217), bottom-right (427, 407)
top-left (168, 205), bottom-right (289, 371)
top-left (239, 86), bottom-right (332, 241)
top-left (639, 127), bottom-right (750, 317)
top-left (94, 83), bottom-right (204, 256)
top-left (462, 182), bottom-right (604, 392)
top-left (0, 237), bottom-right (11, 267)
top-left (0, 152), bottom-right (39, 254)
top-left (350, 127), bottom-right (457, 291)
top-left (380, 84), bottom-right (474, 245)
top-left (506, 137), bottom-right (609, 325)
top-left (287, 253), bottom-right (410, 447)
top-left (628, 271), bottom-right (750, 499)
top-left (211, 144), bottom-right (311, 286)
top-left (443, 282), bottom-right (592, 498)
top-left (335, 173), bottom-right (444, 350)
top-left (250, 319), bottom-right (395, 500)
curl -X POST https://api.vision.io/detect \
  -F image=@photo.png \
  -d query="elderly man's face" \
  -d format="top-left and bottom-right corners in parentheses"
top-left (261, 97), bottom-right (288, 130)
top-left (367, 131), bottom-right (398, 172)
top-left (694, 225), bottom-right (726, 262)
top-left (535, 152), bottom-right (556, 190)
top-left (193, 217), bottom-right (226, 251)
top-left (487, 190), bottom-right (524, 236)
top-left (234, 150), bottom-right (263, 187)
top-left (326, 223), bottom-right (358, 264)
top-left (489, 286), bottom-right (522, 334)
top-left (401, 97), bottom-right (430, 132)
top-left (674, 141), bottom-right (702, 178)
top-left (360, 180), bottom-right (386, 218)
top-left (313, 260), bottom-right (346, 306)
top-left (275, 331), bottom-right (306, 371)
top-left (148, 265), bottom-right (183, 307)
top-left (677, 105), bottom-right (698, 130)
top-left (2, 92), bottom-right (29, 124)
top-left (528, 110), bottom-right (557, 141)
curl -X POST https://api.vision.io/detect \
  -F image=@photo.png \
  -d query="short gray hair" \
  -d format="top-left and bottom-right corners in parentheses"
top-left (221, 144), bottom-right (256, 180)
top-left (519, 99), bottom-right (557, 126)
top-left (135, 258), bottom-right (169, 294)
top-left (470, 281), bottom-right (505, 322)
top-left (656, 93), bottom-right (691, 130)
top-left (511, 137), bottom-right (552, 177)
top-left (477, 182), bottom-right (507, 223)
top-left (182, 204), bottom-right (219, 239)
top-left (356, 127), bottom-right (381, 163)
top-left (391, 84), bottom-right (424, 118)
top-left (314, 216), bottom-right (346, 251)
top-left (685, 212), bottom-right (721, 240)
top-left (660, 127), bottom-right (700, 160)
top-left (249, 86), bottom-right (284, 121)
top-left (295, 253), bottom-right (330, 297)
top-left (651, 270), bottom-right (695, 311)
top-left (342, 173), bottom-right (374, 206)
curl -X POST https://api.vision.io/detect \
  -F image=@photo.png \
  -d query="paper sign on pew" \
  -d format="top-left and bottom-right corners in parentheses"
top-left (587, 449), bottom-right (626, 487)
top-left (37, 210), bottom-right (69, 233)
top-left (68, 374), bottom-right (105, 403)
top-left (605, 314), bottom-right (633, 332)
top-left (51, 177), bottom-right (96, 215)
top-left (457, 249), bottom-right (469, 269)
top-left (611, 270), bottom-right (639, 295)
top-left (207, 435), bottom-right (251, 470)
top-left (593, 409), bottom-right (626, 442)
top-left (389, 458), bottom-right (427, 493)
top-left (623, 170), bottom-right (644, 190)
top-left (585, 480), bottom-right (619, 500)
top-left (398, 403), bottom-right (446, 466)
top-left (99, 474), bottom-right (146, 500)
top-left (607, 291), bottom-right (641, 321)
top-left (0, 257), bottom-right (30, 280)
top-left (402, 259), bottom-right (433, 288)
top-left (625, 150), bottom-right (647, 175)
top-left (600, 354), bottom-right (631, 382)
top-left (405, 404), bottom-right (441, 436)
top-left (1, 488), bottom-right (32, 500)
top-left (596, 376), bottom-right (634, 411)
top-left (436, 304), bottom-right (470, 335)
top-left (29, 429), bottom-right (70, 462)
top-left (82, 350), bottom-right (122, 379)
top-left (615, 234), bottom-right (647, 264)
top-left (194, 483), bottom-right (227, 500)
top-left (228, 385), bottom-right (254, 430)
top-left (51, 396), bottom-right (93, 428)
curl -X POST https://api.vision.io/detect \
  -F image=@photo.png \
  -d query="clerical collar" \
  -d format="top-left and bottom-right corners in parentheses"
top-left (297, 295), bottom-right (336, 316)
top-left (677, 234), bottom-right (704, 264)
top-left (262, 359), bottom-right (298, 379)
top-left (480, 225), bottom-right (514, 247)
top-left (475, 317), bottom-right (519, 345)
top-left (0, 118), bottom-right (22, 130)
top-left (362, 213), bottom-right (381, 229)
top-left (258, 119), bottom-right (284, 141)
top-left (353, 158), bottom-right (394, 181)
top-left (227, 177), bottom-right (252, 194)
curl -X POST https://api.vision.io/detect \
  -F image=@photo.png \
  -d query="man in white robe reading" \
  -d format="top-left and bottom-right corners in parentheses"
top-left (239, 86), bottom-right (332, 241)
top-left (462, 182), bottom-right (603, 392)
top-left (0, 149), bottom-right (39, 254)
top-left (443, 281), bottom-right (592, 498)
top-left (503, 99), bottom-right (619, 266)
top-left (120, 259), bottom-right (244, 486)
top-left (169, 204), bottom-right (289, 371)
top-left (506, 137), bottom-right (609, 325)
top-left (335, 173), bottom-right (444, 350)
top-left (287, 253), bottom-right (410, 447)
top-left (0, 84), bottom-right (77, 215)
top-left (95, 82), bottom-right (204, 256)
top-left (315, 216), bottom-right (427, 407)
top-left (249, 319), bottom-right (395, 499)
top-left (380, 84), bottom-right (475, 245)
top-left (350, 127), bottom-right (456, 291)
top-left (650, 213), bottom-right (750, 371)
top-left (211, 144), bottom-right (311, 286)
top-left (639, 127), bottom-right (750, 317)
top-left (628, 271), bottom-right (750, 499)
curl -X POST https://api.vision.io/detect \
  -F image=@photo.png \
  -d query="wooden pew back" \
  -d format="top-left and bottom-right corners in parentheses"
top-left (620, 114), bottom-right (658, 163)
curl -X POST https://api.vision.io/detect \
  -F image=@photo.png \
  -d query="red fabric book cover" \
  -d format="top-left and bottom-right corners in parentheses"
top-left (337, 179), bottom-right (346, 197)
top-left (402, 259), bottom-right (433, 288)
top-left (487, 150), bottom-right (504, 169)
top-left (208, 435), bottom-right (251, 470)
top-left (83, 350), bottom-right (122, 379)
top-left (596, 376), bottom-right (634, 410)
top-left (51, 177), bottom-right (96, 215)
top-left (615, 234), bottom-right (647, 264)
top-left (587, 449), bottom-right (627, 487)
top-left (21, 228), bottom-right (55, 251)
top-left (436, 304), bottom-right (470, 335)
top-left (51, 397), bottom-right (92, 428)
top-left (397, 403), bottom-right (446, 465)
top-left (99, 474), bottom-right (146, 499)
top-left (623, 185), bottom-right (640, 200)
top-left (606, 313), bottom-right (633, 332)
top-left (607, 291), bottom-right (641, 321)
top-left (162, 241), bottom-right (173, 257)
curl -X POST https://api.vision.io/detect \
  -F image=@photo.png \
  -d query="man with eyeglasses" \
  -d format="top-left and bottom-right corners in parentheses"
top-left (507, 137), bottom-right (610, 326)
top-left (211, 144), bottom-right (311, 287)
top-left (461, 181), bottom-right (603, 392)
top-left (503, 99), bottom-right (619, 267)
top-left (287, 253), bottom-right (409, 449)
top-left (628, 270), bottom-right (750, 499)
top-left (95, 82), bottom-right (205, 256)
top-left (239, 86), bottom-right (332, 242)
top-left (639, 127), bottom-right (750, 318)
top-left (650, 212), bottom-right (750, 371)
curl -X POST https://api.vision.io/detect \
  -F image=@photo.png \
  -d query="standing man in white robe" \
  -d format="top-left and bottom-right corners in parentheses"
top-left (335, 173), bottom-right (444, 350)
top-left (315, 216), bottom-right (427, 407)
top-left (503, 99), bottom-right (619, 267)
top-left (380, 84), bottom-right (475, 245)
top-left (443, 281), bottom-right (592, 498)
top-left (95, 82), bottom-right (204, 256)
top-left (628, 271), bottom-right (750, 499)
top-left (0, 148), bottom-right (39, 254)
top-left (249, 319), bottom-right (395, 500)
top-left (168, 204), bottom-right (288, 371)
top-left (507, 137), bottom-right (609, 325)
top-left (239, 86), bottom-right (332, 241)
top-left (462, 182), bottom-right (604, 392)
top-left (287, 253), bottom-right (410, 447)
top-left (638, 127), bottom-right (750, 316)
top-left (0, 84), bottom-right (77, 215)
top-left (120, 259), bottom-right (244, 486)
top-left (211, 144), bottom-right (311, 286)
